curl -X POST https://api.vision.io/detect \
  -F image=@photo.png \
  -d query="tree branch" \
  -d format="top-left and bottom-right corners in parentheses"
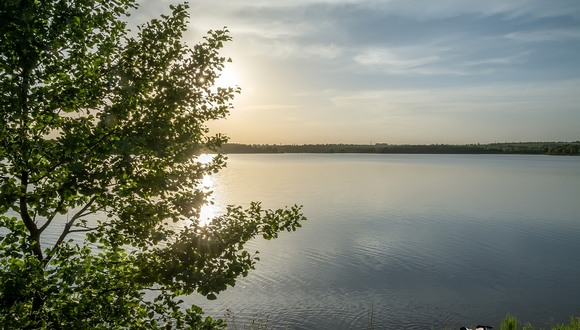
top-left (38, 192), bottom-right (66, 234)
top-left (76, 210), bottom-right (98, 219)
top-left (28, 126), bottom-right (120, 185)
top-left (15, 46), bottom-right (44, 262)
top-left (68, 227), bottom-right (97, 233)
top-left (141, 287), bottom-right (166, 292)
top-left (69, 196), bottom-right (97, 224)
top-left (20, 170), bottom-right (44, 261)
top-left (44, 196), bottom-right (97, 265)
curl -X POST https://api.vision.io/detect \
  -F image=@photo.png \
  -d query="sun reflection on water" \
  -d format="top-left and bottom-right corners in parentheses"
top-left (196, 154), bottom-right (219, 226)
top-left (196, 153), bottom-right (216, 165)
top-left (198, 175), bottom-right (217, 226)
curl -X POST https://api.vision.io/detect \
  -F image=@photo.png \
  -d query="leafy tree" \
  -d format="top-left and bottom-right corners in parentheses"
top-left (0, 0), bottom-right (305, 328)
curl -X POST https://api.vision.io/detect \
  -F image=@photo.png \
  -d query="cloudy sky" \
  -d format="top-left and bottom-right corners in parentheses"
top-left (135, 0), bottom-right (580, 144)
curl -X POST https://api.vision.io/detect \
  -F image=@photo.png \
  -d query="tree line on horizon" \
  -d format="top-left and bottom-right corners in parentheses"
top-left (220, 141), bottom-right (580, 155)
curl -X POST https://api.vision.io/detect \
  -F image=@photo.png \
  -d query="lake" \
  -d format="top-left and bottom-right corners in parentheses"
top-left (188, 154), bottom-right (580, 329)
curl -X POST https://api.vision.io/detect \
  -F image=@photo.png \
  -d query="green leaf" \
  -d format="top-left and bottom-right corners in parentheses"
top-left (0, 0), bottom-right (305, 327)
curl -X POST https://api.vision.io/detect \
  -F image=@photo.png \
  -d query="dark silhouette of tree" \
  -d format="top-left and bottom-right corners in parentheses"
top-left (0, 1), bottom-right (305, 327)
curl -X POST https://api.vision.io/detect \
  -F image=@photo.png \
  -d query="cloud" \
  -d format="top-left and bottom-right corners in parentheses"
top-left (460, 51), bottom-right (530, 67)
top-left (303, 43), bottom-right (344, 60)
top-left (327, 79), bottom-right (580, 115)
top-left (183, 0), bottom-right (580, 20)
top-left (135, 0), bottom-right (580, 36)
top-left (260, 41), bottom-right (344, 60)
top-left (506, 29), bottom-right (580, 43)
top-left (198, 0), bottom-right (575, 22)
top-left (229, 19), bottom-right (322, 40)
top-left (346, 0), bottom-right (580, 20)
top-left (351, 43), bottom-right (521, 76)
top-left (132, 0), bottom-right (580, 144)
top-left (354, 48), bottom-right (439, 68)
top-left (241, 104), bottom-right (300, 111)
top-left (144, 0), bottom-right (578, 71)
top-left (352, 43), bottom-right (456, 75)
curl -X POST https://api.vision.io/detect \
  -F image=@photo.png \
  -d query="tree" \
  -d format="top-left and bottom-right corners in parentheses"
top-left (0, 0), bottom-right (305, 328)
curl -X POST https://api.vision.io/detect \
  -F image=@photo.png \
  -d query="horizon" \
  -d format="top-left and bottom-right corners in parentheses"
top-left (223, 140), bottom-right (580, 146)
top-left (133, 0), bottom-right (580, 145)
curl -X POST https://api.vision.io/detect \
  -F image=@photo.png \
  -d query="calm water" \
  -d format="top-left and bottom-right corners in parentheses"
top-left (188, 154), bottom-right (580, 329)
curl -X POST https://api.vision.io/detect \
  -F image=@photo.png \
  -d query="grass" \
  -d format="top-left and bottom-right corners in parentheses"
top-left (223, 309), bottom-right (272, 330)
top-left (221, 310), bottom-right (580, 330)
top-left (551, 316), bottom-right (580, 330)
top-left (500, 314), bottom-right (518, 330)
top-left (473, 315), bottom-right (580, 330)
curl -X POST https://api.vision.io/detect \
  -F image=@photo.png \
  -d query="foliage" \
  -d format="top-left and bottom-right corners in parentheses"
top-left (552, 317), bottom-right (580, 330)
top-left (501, 315), bottom-right (519, 330)
top-left (0, 0), bottom-right (305, 328)
top-left (496, 315), bottom-right (580, 330)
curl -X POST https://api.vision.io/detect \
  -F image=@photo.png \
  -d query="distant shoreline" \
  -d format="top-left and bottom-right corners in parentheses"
top-left (218, 141), bottom-right (580, 155)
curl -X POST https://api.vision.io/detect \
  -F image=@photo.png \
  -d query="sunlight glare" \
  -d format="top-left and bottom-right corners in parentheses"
top-left (215, 63), bottom-right (240, 89)
top-left (196, 153), bottom-right (215, 165)
top-left (195, 154), bottom-right (219, 226)
top-left (198, 174), bottom-right (216, 227)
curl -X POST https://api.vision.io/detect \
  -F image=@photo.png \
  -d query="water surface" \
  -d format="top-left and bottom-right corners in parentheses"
top-left (192, 154), bottom-right (580, 329)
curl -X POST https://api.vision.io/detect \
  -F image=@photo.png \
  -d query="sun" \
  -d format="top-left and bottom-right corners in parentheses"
top-left (215, 63), bottom-right (240, 89)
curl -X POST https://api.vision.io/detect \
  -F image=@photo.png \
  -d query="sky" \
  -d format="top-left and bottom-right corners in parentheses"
top-left (133, 0), bottom-right (580, 145)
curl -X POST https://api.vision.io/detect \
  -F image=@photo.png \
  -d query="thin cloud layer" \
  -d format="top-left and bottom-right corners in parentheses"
top-left (134, 0), bottom-right (580, 144)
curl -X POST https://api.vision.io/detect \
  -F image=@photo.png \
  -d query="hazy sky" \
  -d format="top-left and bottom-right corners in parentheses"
top-left (134, 0), bottom-right (580, 144)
